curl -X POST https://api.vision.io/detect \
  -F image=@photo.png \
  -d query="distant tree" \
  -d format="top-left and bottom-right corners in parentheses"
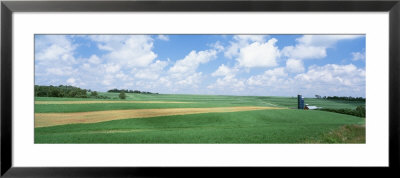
top-left (355, 105), bottom-right (366, 117)
top-left (119, 91), bottom-right (126, 99)
top-left (91, 91), bottom-right (98, 97)
top-left (34, 85), bottom-right (88, 98)
top-left (315, 95), bottom-right (321, 99)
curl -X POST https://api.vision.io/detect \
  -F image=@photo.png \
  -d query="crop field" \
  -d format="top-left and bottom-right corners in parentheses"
top-left (34, 93), bottom-right (365, 143)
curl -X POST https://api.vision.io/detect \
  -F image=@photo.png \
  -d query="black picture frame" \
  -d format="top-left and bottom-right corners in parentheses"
top-left (1, 0), bottom-right (399, 177)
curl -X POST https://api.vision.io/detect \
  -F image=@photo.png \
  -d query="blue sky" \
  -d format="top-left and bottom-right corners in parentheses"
top-left (35, 34), bottom-right (366, 97)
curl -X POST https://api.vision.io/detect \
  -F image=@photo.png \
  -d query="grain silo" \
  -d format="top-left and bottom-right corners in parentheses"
top-left (297, 95), bottom-right (304, 109)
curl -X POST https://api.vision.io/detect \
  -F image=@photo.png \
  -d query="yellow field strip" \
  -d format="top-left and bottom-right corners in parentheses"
top-left (35, 106), bottom-right (284, 128)
top-left (35, 101), bottom-right (193, 104)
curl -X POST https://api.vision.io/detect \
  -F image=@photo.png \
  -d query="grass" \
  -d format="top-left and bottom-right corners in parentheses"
top-left (35, 109), bottom-right (365, 143)
top-left (35, 93), bottom-right (364, 113)
top-left (34, 93), bottom-right (366, 143)
top-left (304, 124), bottom-right (366, 143)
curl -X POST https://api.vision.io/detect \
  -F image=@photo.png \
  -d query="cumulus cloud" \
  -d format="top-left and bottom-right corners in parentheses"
top-left (211, 64), bottom-right (237, 77)
top-left (209, 41), bottom-right (225, 52)
top-left (247, 67), bottom-right (288, 87)
top-left (157, 35), bottom-right (169, 41)
top-left (134, 60), bottom-right (168, 80)
top-left (207, 76), bottom-right (246, 92)
top-left (176, 72), bottom-right (203, 87)
top-left (351, 51), bottom-right (366, 61)
top-left (297, 35), bottom-right (363, 47)
top-left (134, 49), bottom-right (217, 92)
top-left (169, 49), bottom-right (217, 75)
top-left (236, 39), bottom-right (280, 68)
top-left (243, 63), bottom-right (365, 96)
top-left (88, 55), bottom-right (101, 64)
top-left (233, 35), bottom-right (268, 43)
top-left (35, 35), bottom-right (77, 63)
top-left (282, 45), bottom-right (326, 59)
top-left (224, 35), bottom-right (269, 59)
top-left (208, 64), bottom-right (245, 92)
top-left (286, 59), bottom-right (305, 73)
top-left (35, 35), bottom-right (79, 85)
top-left (66, 77), bottom-right (76, 85)
top-left (224, 36), bottom-right (280, 68)
top-left (34, 34), bottom-right (365, 97)
top-left (91, 35), bottom-right (157, 67)
top-left (295, 64), bottom-right (365, 88)
top-left (46, 66), bottom-right (77, 76)
top-left (282, 35), bottom-right (363, 60)
top-left (224, 42), bottom-right (240, 59)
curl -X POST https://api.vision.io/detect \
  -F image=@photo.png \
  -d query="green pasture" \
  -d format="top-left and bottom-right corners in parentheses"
top-left (34, 93), bottom-right (366, 143)
top-left (35, 93), bottom-right (364, 113)
top-left (35, 109), bottom-right (365, 143)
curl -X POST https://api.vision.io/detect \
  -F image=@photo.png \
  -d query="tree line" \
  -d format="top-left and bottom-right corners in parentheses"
top-left (315, 95), bottom-right (365, 102)
top-left (319, 105), bottom-right (366, 118)
top-left (107, 89), bottom-right (158, 94)
top-left (34, 85), bottom-right (159, 99)
top-left (35, 85), bottom-right (88, 98)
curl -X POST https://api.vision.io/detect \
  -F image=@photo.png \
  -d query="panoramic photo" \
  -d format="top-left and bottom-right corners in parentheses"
top-left (34, 34), bottom-right (366, 143)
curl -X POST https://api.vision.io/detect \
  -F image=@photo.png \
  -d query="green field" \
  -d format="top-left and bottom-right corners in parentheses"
top-left (34, 93), bottom-right (366, 143)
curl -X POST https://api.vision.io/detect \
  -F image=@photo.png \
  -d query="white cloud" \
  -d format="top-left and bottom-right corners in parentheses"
top-left (208, 64), bottom-right (245, 92)
top-left (104, 63), bottom-right (121, 73)
top-left (282, 35), bottom-right (363, 60)
top-left (35, 35), bottom-right (81, 84)
top-left (134, 60), bottom-right (168, 80)
top-left (282, 45), bottom-right (326, 59)
top-left (102, 75), bottom-right (114, 86)
top-left (115, 72), bottom-right (128, 81)
top-left (224, 35), bottom-right (269, 59)
top-left (91, 35), bottom-right (157, 68)
top-left (209, 41), bottom-right (224, 52)
top-left (97, 44), bottom-right (114, 51)
top-left (243, 63), bottom-right (365, 97)
top-left (46, 67), bottom-right (77, 76)
top-left (297, 35), bottom-right (363, 47)
top-left (207, 76), bottom-right (246, 92)
top-left (233, 35), bottom-right (268, 43)
top-left (236, 38), bottom-right (280, 68)
top-left (223, 35), bottom-right (280, 68)
top-left (157, 35), bottom-right (169, 41)
top-left (166, 49), bottom-right (217, 89)
top-left (35, 35), bottom-right (77, 63)
top-left (286, 59), bottom-right (305, 73)
top-left (88, 55), bottom-right (101, 64)
top-left (247, 67), bottom-right (288, 87)
top-left (66, 77), bottom-right (76, 85)
top-left (224, 42), bottom-right (240, 59)
top-left (294, 64), bottom-right (365, 87)
top-left (289, 64), bottom-right (365, 97)
top-left (351, 52), bottom-right (365, 61)
top-left (169, 49), bottom-right (217, 75)
top-left (34, 35), bottom-right (365, 97)
top-left (176, 72), bottom-right (203, 87)
top-left (211, 64), bottom-right (237, 77)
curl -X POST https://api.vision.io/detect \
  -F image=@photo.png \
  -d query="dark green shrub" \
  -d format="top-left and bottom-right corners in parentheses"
top-left (319, 105), bottom-right (366, 118)
top-left (90, 91), bottom-right (98, 97)
top-left (119, 91), bottom-right (126, 99)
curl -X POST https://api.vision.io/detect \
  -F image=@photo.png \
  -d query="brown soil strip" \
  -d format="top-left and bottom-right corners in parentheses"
top-left (35, 106), bottom-right (283, 128)
top-left (35, 100), bottom-right (192, 104)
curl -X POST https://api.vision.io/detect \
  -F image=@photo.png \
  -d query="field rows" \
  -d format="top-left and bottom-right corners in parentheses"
top-left (35, 106), bottom-right (283, 128)
top-left (34, 93), bottom-right (366, 143)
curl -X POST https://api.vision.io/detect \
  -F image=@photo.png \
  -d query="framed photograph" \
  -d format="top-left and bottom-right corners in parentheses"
top-left (1, 0), bottom-right (399, 177)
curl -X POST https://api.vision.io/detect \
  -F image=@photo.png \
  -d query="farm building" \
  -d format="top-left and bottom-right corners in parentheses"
top-left (298, 95), bottom-right (321, 110)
